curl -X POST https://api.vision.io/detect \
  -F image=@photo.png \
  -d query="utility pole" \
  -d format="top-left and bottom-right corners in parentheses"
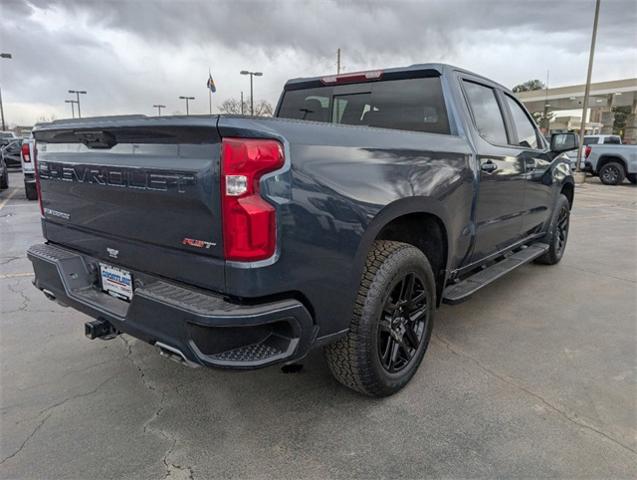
top-left (240, 91), bottom-right (244, 115)
top-left (179, 96), bottom-right (194, 115)
top-left (153, 104), bottom-right (166, 116)
top-left (68, 90), bottom-right (87, 118)
top-left (1, 53), bottom-right (12, 131)
top-left (575, 0), bottom-right (601, 179)
top-left (542, 70), bottom-right (550, 133)
top-left (337, 48), bottom-right (341, 74)
top-left (65, 99), bottom-right (77, 118)
top-left (240, 70), bottom-right (263, 116)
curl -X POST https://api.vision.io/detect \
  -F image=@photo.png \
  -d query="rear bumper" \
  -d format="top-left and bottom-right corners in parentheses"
top-left (27, 243), bottom-right (316, 369)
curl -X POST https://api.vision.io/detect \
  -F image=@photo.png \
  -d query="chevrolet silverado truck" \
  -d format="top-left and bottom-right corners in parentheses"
top-left (583, 142), bottom-right (637, 185)
top-left (27, 64), bottom-right (576, 396)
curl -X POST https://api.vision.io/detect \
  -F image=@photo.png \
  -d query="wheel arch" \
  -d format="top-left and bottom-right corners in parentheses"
top-left (596, 155), bottom-right (627, 175)
top-left (560, 181), bottom-right (574, 210)
top-left (352, 197), bottom-right (451, 306)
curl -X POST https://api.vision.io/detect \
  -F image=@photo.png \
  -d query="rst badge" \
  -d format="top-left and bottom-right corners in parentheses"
top-left (182, 238), bottom-right (216, 249)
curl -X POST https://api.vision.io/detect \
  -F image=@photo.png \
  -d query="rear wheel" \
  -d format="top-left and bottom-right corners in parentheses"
top-left (535, 194), bottom-right (570, 265)
top-left (599, 162), bottom-right (625, 185)
top-left (25, 181), bottom-right (38, 200)
top-left (627, 173), bottom-right (637, 185)
top-left (324, 240), bottom-right (435, 397)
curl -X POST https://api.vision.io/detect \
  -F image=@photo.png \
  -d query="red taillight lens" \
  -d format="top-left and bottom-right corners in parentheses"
top-left (221, 138), bottom-right (284, 261)
top-left (21, 143), bottom-right (30, 162)
top-left (33, 141), bottom-right (44, 216)
top-left (585, 145), bottom-right (592, 158)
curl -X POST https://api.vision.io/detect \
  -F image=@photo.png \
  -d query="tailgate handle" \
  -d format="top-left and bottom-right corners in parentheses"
top-left (75, 130), bottom-right (117, 149)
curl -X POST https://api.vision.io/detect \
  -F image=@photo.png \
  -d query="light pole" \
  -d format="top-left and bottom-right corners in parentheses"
top-left (65, 99), bottom-right (78, 118)
top-left (153, 104), bottom-right (166, 116)
top-left (0, 52), bottom-right (12, 130)
top-left (240, 70), bottom-right (263, 116)
top-left (179, 96), bottom-right (194, 115)
top-left (68, 90), bottom-right (87, 118)
top-left (575, 0), bottom-right (601, 180)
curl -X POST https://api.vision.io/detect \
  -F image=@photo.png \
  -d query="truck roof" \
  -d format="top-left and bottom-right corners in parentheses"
top-left (284, 63), bottom-right (510, 92)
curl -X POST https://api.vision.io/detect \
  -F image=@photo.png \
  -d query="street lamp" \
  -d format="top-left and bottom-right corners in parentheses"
top-left (240, 70), bottom-right (263, 116)
top-left (179, 96), bottom-right (194, 115)
top-left (65, 99), bottom-right (78, 118)
top-left (68, 90), bottom-right (87, 118)
top-left (0, 52), bottom-right (12, 130)
top-left (153, 104), bottom-right (166, 116)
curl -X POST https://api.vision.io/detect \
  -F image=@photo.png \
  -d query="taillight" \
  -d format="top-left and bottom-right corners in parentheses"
top-left (321, 69), bottom-right (383, 85)
top-left (221, 138), bottom-right (284, 261)
top-left (585, 145), bottom-right (592, 158)
top-left (21, 143), bottom-right (30, 162)
top-left (33, 142), bottom-right (44, 216)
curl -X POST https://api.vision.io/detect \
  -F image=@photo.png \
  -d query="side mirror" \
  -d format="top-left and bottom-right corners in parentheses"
top-left (550, 132), bottom-right (579, 154)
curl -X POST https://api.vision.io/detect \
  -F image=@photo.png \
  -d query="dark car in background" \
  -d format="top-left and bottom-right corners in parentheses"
top-left (0, 154), bottom-right (8, 190)
top-left (1, 138), bottom-right (23, 168)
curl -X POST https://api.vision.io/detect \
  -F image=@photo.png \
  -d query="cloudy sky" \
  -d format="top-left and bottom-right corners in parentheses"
top-left (1, 0), bottom-right (636, 126)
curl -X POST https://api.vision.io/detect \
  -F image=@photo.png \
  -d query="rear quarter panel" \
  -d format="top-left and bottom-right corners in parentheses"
top-left (218, 116), bottom-right (474, 338)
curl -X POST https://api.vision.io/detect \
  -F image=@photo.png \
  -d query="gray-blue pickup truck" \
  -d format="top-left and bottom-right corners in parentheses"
top-left (27, 64), bottom-right (576, 396)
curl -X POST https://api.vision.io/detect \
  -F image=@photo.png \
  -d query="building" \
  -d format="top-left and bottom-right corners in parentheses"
top-left (516, 78), bottom-right (637, 143)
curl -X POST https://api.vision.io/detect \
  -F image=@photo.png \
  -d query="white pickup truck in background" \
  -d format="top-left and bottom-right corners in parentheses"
top-left (565, 134), bottom-right (622, 170)
top-left (584, 142), bottom-right (637, 185)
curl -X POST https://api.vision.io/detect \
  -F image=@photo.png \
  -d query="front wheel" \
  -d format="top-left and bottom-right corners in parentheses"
top-left (535, 194), bottom-right (570, 265)
top-left (599, 162), bottom-right (625, 185)
top-left (324, 240), bottom-right (435, 397)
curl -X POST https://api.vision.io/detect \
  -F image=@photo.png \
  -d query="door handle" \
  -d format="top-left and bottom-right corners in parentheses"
top-left (480, 160), bottom-right (498, 173)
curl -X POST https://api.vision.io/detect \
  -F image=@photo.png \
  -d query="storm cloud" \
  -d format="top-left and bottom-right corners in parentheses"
top-left (1, 0), bottom-right (636, 125)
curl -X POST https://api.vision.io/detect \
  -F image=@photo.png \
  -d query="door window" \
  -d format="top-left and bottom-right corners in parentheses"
top-left (462, 81), bottom-right (508, 145)
top-left (504, 95), bottom-right (539, 149)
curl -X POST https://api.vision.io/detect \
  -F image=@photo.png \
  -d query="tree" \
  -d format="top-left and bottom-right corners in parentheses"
top-left (218, 97), bottom-right (273, 116)
top-left (512, 79), bottom-right (545, 93)
top-left (612, 105), bottom-right (631, 137)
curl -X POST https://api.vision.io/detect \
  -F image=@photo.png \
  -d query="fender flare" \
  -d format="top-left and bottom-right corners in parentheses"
top-left (348, 196), bottom-right (452, 294)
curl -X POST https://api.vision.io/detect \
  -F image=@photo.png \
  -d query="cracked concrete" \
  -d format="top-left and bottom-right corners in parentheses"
top-left (1, 171), bottom-right (636, 479)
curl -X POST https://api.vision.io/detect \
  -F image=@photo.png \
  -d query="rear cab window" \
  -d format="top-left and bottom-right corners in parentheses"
top-left (604, 136), bottom-right (621, 144)
top-left (277, 76), bottom-right (450, 135)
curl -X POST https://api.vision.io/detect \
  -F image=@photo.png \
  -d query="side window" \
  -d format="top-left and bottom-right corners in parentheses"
top-left (462, 81), bottom-right (508, 145)
top-left (504, 95), bottom-right (539, 149)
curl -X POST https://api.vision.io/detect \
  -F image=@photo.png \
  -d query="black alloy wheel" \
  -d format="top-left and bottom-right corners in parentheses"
top-left (554, 204), bottom-right (569, 256)
top-left (378, 272), bottom-right (429, 373)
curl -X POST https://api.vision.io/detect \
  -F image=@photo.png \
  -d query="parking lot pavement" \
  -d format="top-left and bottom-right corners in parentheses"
top-left (1, 170), bottom-right (636, 479)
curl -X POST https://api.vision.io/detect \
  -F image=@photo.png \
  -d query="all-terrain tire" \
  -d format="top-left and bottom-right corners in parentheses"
top-left (0, 170), bottom-right (7, 190)
top-left (599, 161), bottom-right (625, 185)
top-left (25, 181), bottom-right (37, 200)
top-left (627, 173), bottom-right (637, 185)
top-left (535, 194), bottom-right (570, 265)
top-left (324, 240), bottom-right (436, 397)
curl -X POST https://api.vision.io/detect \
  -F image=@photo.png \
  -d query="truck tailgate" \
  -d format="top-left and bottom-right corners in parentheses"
top-left (33, 116), bottom-right (225, 292)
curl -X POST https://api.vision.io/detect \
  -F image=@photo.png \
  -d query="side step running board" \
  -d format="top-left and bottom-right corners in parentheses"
top-left (443, 243), bottom-right (549, 305)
